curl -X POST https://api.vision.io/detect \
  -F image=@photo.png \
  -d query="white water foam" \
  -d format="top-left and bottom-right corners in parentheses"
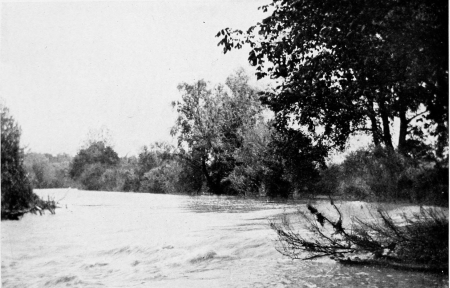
top-left (2, 189), bottom-right (447, 287)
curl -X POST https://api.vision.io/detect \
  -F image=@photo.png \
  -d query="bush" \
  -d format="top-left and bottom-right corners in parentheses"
top-left (78, 163), bottom-right (106, 191)
top-left (120, 169), bottom-right (140, 192)
top-left (314, 164), bottom-right (341, 195)
top-left (340, 146), bottom-right (408, 200)
top-left (319, 146), bottom-right (448, 204)
top-left (24, 152), bottom-right (74, 188)
top-left (411, 167), bottom-right (449, 205)
top-left (139, 166), bottom-right (168, 193)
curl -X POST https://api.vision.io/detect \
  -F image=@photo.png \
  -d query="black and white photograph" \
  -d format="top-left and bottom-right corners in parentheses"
top-left (1, 0), bottom-right (448, 287)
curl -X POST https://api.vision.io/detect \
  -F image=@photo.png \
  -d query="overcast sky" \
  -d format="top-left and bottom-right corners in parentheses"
top-left (1, 0), bottom-right (274, 156)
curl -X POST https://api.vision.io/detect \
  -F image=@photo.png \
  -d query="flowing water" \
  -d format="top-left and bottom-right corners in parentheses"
top-left (2, 189), bottom-right (448, 287)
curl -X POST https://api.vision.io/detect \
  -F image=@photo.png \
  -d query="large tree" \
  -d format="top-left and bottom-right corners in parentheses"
top-left (218, 0), bottom-right (448, 153)
top-left (171, 69), bottom-right (263, 195)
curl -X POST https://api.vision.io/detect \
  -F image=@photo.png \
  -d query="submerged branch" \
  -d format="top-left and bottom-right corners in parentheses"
top-left (270, 200), bottom-right (448, 273)
top-left (1, 196), bottom-right (58, 220)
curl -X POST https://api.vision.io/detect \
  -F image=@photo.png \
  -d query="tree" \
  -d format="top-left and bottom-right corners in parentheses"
top-left (136, 146), bottom-right (159, 180)
top-left (265, 126), bottom-right (328, 196)
top-left (226, 120), bottom-right (271, 196)
top-left (24, 152), bottom-right (74, 189)
top-left (1, 105), bottom-right (34, 212)
top-left (82, 126), bottom-right (115, 149)
top-left (218, 0), bottom-right (448, 153)
top-left (70, 141), bottom-right (120, 190)
top-left (171, 69), bottom-right (264, 195)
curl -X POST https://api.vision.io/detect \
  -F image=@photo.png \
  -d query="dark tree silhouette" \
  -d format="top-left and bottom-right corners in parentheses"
top-left (1, 105), bottom-right (34, 215)
top-left (218, 0), bottom-right (448, 153)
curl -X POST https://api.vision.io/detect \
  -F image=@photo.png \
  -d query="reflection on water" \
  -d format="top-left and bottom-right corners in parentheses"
top-left (2, 189), bottom-right (448, 287)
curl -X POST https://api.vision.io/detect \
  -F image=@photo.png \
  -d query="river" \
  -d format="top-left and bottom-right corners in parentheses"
top-left (2, 189), bottom-right (448, 287)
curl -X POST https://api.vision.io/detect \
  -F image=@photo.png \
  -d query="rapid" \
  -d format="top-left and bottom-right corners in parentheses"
top-left (2, 189), bottom-right (448, 287)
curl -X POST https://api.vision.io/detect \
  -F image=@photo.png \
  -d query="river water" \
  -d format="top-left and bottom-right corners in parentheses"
top-left (2, 189), bottom-right (448, 287)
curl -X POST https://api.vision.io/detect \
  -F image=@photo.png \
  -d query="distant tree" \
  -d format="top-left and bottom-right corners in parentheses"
top-left (117, 156), bottom-right (140, 192)
top-left (78, 163), bottom-right (106, 191)
top-left (1, 105), bottom-right (34, 212)
top-left (70, 141), bottom-right (120, 190)
top-left (82, 126), bottom-right (115, 149)
top-left (24, 152), bottom-right (73, 188)
top-left (24, 153), bottom-right (53, 188)
top-left (136, 146), bottom-right (159, 179)
top-left (218, 0), bottom-right (448, 153)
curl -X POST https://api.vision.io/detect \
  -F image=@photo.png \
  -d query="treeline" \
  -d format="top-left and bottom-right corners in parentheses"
top-left (23, 69), bottom-right (326, 197)
top-left (65, 141), bottom-right (200, 194)
top-left (23, 142), bottom-right (198, 194)
top-left (22, 69), bottom-right (448, 205)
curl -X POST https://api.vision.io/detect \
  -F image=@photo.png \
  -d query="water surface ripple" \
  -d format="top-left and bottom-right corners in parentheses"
top-left (2, 189), bottom-right (447, 287)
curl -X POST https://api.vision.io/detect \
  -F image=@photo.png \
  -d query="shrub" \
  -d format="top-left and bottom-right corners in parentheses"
top-left (120, 169), bottom-right (140, 192)
top-left (319, 146), bottom-right (448, 204)
top-left (78, 163), bottom-right (106, 191)
top-left (24, 153), bottom-right (74, 188)
top-left (411, 167), bottom-right (449, 205)
top-left (314, 164), bottom-right (341, 195)
top-left (139, 166), bottom-right (168, 193)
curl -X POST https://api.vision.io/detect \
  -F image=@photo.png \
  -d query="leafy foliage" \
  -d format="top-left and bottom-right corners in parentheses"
top-left (172, 69), bottom-right (265, 195)
top-left (267, 127), bottom-right (327, 194)
top-left (24, 153), bottom-right (74, 188)
top-left (1, 105), bottom-right (34, 212)
top-left (218, 0), bottom-right (448, 152)
top-left (172, 69), bottom-right (329, 197)
top-left (317, 146), bottom-right (448, 204)
top-left (69, 141), bottom-right (120, 190)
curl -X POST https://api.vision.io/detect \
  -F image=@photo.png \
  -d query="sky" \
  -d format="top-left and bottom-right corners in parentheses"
top-left (1, 0), bottom-right (274, 157)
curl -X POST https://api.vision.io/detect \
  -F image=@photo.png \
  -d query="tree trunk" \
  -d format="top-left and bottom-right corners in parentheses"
top-left (201, 156), bottom-right (221, 194)
top-left (367, 99), bottom-right (381, 146)
top-left (378, 100), bottom-right (394, 149)
top-left (398, 108), bottom-right (408, 154)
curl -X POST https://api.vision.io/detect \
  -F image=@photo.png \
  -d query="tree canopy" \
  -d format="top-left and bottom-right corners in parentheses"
top-left (69, 141), bottom-right (120, 190)
top-left (218, 0), bottom-right (448, 155)
top-left (171, 69), bottom-right (327, 197)
top-left (171, 69), bottom-right (264, 195)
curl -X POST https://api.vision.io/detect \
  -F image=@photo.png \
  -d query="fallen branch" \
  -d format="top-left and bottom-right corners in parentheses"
top-left (1, 196), bottom-right (58, 220)
top-left (270, 199), bottom-right (448, 273)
